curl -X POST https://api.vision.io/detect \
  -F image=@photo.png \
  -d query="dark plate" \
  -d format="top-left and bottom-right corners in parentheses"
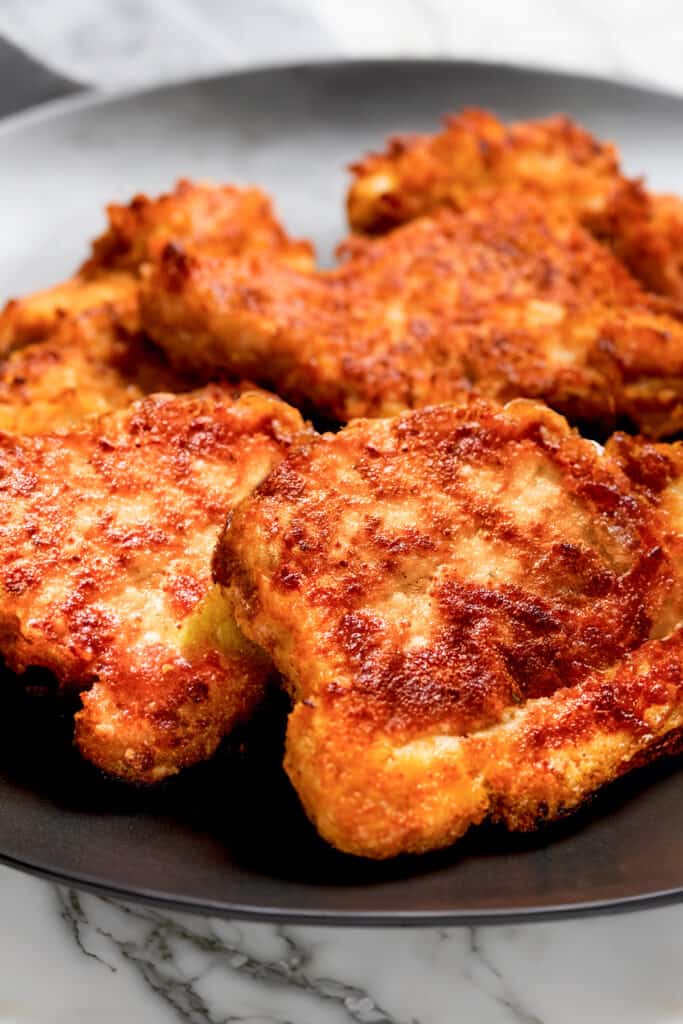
top-left (1, 59), bottom-right (683, 925)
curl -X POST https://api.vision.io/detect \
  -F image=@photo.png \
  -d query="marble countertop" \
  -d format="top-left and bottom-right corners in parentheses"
top-left (1, 2), bottom-right (683, 1021)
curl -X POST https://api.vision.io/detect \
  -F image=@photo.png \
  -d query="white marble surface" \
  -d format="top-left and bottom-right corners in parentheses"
top-left (2, 2), bottom-right (683, 1022)
top-left (6, 867), bottom-right (683, 1024)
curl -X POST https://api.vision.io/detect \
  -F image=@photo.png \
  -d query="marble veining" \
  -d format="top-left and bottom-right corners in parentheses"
top-left (57, 889), bottom-right (401, 1024)
top-left (0, 860), bottom-right (681, 1023)
top-left (1, 2), bottom-right (683, 1022)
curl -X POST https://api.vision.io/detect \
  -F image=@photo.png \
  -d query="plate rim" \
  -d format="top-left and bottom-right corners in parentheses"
top-left (5, 847), bottom-right (683, 927)
top-left (0, 55), bottom-right (682, 141)
top-left (3, 56), bottom-right (683, 925)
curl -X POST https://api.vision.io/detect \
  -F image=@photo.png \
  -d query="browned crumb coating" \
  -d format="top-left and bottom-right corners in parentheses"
top-left (0, 307), bottom-right (189, 435)
top-left (143, 190), bottom-right (683, 437)
top-left (347, 108), bottom-right (683, 302)
top-left (0, 180), bottom-right (313, 432)
top-left (216, 397), bottom-right (683, 857)
top-left (612, 192), bottom-right (683, 305)
top-left (0, 272), bottom-right (138, 356)
top-left (82, 177), bottom-right (314, 276)
top-left (348, 109), bottom-right (624, 236)
top-left (0, 385), bottom-right (309, 782)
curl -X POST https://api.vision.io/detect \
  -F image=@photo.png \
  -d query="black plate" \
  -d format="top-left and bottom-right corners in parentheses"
top-left (1, 59), bottom-right (683, 924)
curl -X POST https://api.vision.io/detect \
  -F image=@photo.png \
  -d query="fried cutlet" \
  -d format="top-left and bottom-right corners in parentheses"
top-left (0, 272), bottom-right (138, 356)
top-left (0, 307), bottom-right (188, 435)
top-left (82, 177), bottom-right (314, 276)
top-left (142, 190), bottom-right (683, 436)
top-left (0, 179), bottom-right (313, 357)
top-left (215, 397), bottom-right (683, 858)
top-left (0, 180), bottom-right (313, 431)
top-left (612, 192), bottom-right (683, 306)
top-left (347, 108), bottom-right (683, 302)
top-left (0, 385), bottom-right (309, 782)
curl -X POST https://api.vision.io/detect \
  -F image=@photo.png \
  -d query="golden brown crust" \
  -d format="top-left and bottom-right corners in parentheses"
top-left (216, 398), bottom-right (683, 857)
top-left (609, 191), bottom-right (683, 303)
top-left (0, 273), bottom-right (139, 356)
top-left (0, 180), bottom-right (313, 432)
top-left (82, 178), bottom-right (314, 275)
top-left (143, 190), bottom-right (683, 435)
top-left (0, 180), bottom-right (312, 358)
top-left (348, 110), bottom-right (625, 235)
top-left (0, 386), bottom-right (308, 782)
top-left (347, 108), bottom-right (683, 302)
top-left (0, 308), bottom-right (190, 435)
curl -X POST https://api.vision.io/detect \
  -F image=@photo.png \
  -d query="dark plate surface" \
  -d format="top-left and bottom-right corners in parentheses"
top-left (1, 59), bottom-right (683, 924)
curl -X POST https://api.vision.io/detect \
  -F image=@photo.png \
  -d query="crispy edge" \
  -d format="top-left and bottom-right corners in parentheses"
top-left (83, 178), bottom-right (315, 275)
top-left (0, 272), bottom-right (139, 357)
top-left (0, 386), bottom-right (308, 782)
top-left (282, 629), bottom-right (683, 857)
top-left (0, 306), bottom-right (190, 434)
top-left (74, 585), bottom-right (274, 783)
top-left (0, 180), bottom-right (314, 359)
top-left (347, 109), bottom-right (624, 235)
top-left (217, 399), bottom-right (683, 857)
top-left (347, 109), bottom-right (683, 303)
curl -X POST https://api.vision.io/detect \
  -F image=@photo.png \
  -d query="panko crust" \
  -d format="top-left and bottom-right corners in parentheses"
top-left (82, 178), bottom-right (314, 275)
top-left (0, 386), bottom-right (309, 782)
top-left (0, 307), bottom-right (189, 435)
top-left (143, 191), bottom-right (683, 435)
top-left (347, 109), bottom-right (683, 303)
top-left (0, 179), bottom-right (312, 431)
top-left (216, 398), bottom-right (683, 857)
top-left (348, 109), bottom-right (626, 238)
top-left (0, 272), bottom-right (138, 356)
top-left (610, 191), bottom-right (683, 305)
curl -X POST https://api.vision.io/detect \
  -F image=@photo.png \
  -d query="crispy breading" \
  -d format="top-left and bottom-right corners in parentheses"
top-left (215, 397), bottom-right (683, 858)
top-left (82, 178), bottom-right (314, 275)
top-left (0, 308), bottom-right (189, 435)
top-left (0, 180), bottom-right (313, 358)
top-left (610, 192), bottom-right (683, 303)
top-left (0, 180), bottom-right (313, 431)
top-left (0, 272), bottom-right (138, 356)
top-left (142, 190), bottom-right (683, 436)
top-left (0, 386), bottom-right (308, 782)
top-left (348, 109), bottom-right (625, 235)
top-left (347, 108), bottom-right (683, 301)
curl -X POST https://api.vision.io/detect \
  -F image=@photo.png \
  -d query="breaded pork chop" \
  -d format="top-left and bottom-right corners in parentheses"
top-left (0, 271), bottom-right (138, 357)
top-left (0, 386), bottom-right (308, 782)
top-left (82, 177), bottom-right (314, 276)
top-left (216, 398), bottom-right (683, 858)
top-left (348, 110), bottom-right (624, 236)
top-left (0, 179), bottom-right (313, 357)
top-left (613, 192), bottom-right (683, 307)
top-left (347, 108), bottom-right (683, 301)
top-left (143, 191), bottom-right (683, 436)
top-left (0, 307), bottom-right (188, 435)
top-left (0, 180), bottom-right (312, 431)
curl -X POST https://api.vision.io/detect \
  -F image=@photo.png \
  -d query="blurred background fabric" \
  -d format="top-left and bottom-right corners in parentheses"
top-left (1, 0), bottom-right (682, 96)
